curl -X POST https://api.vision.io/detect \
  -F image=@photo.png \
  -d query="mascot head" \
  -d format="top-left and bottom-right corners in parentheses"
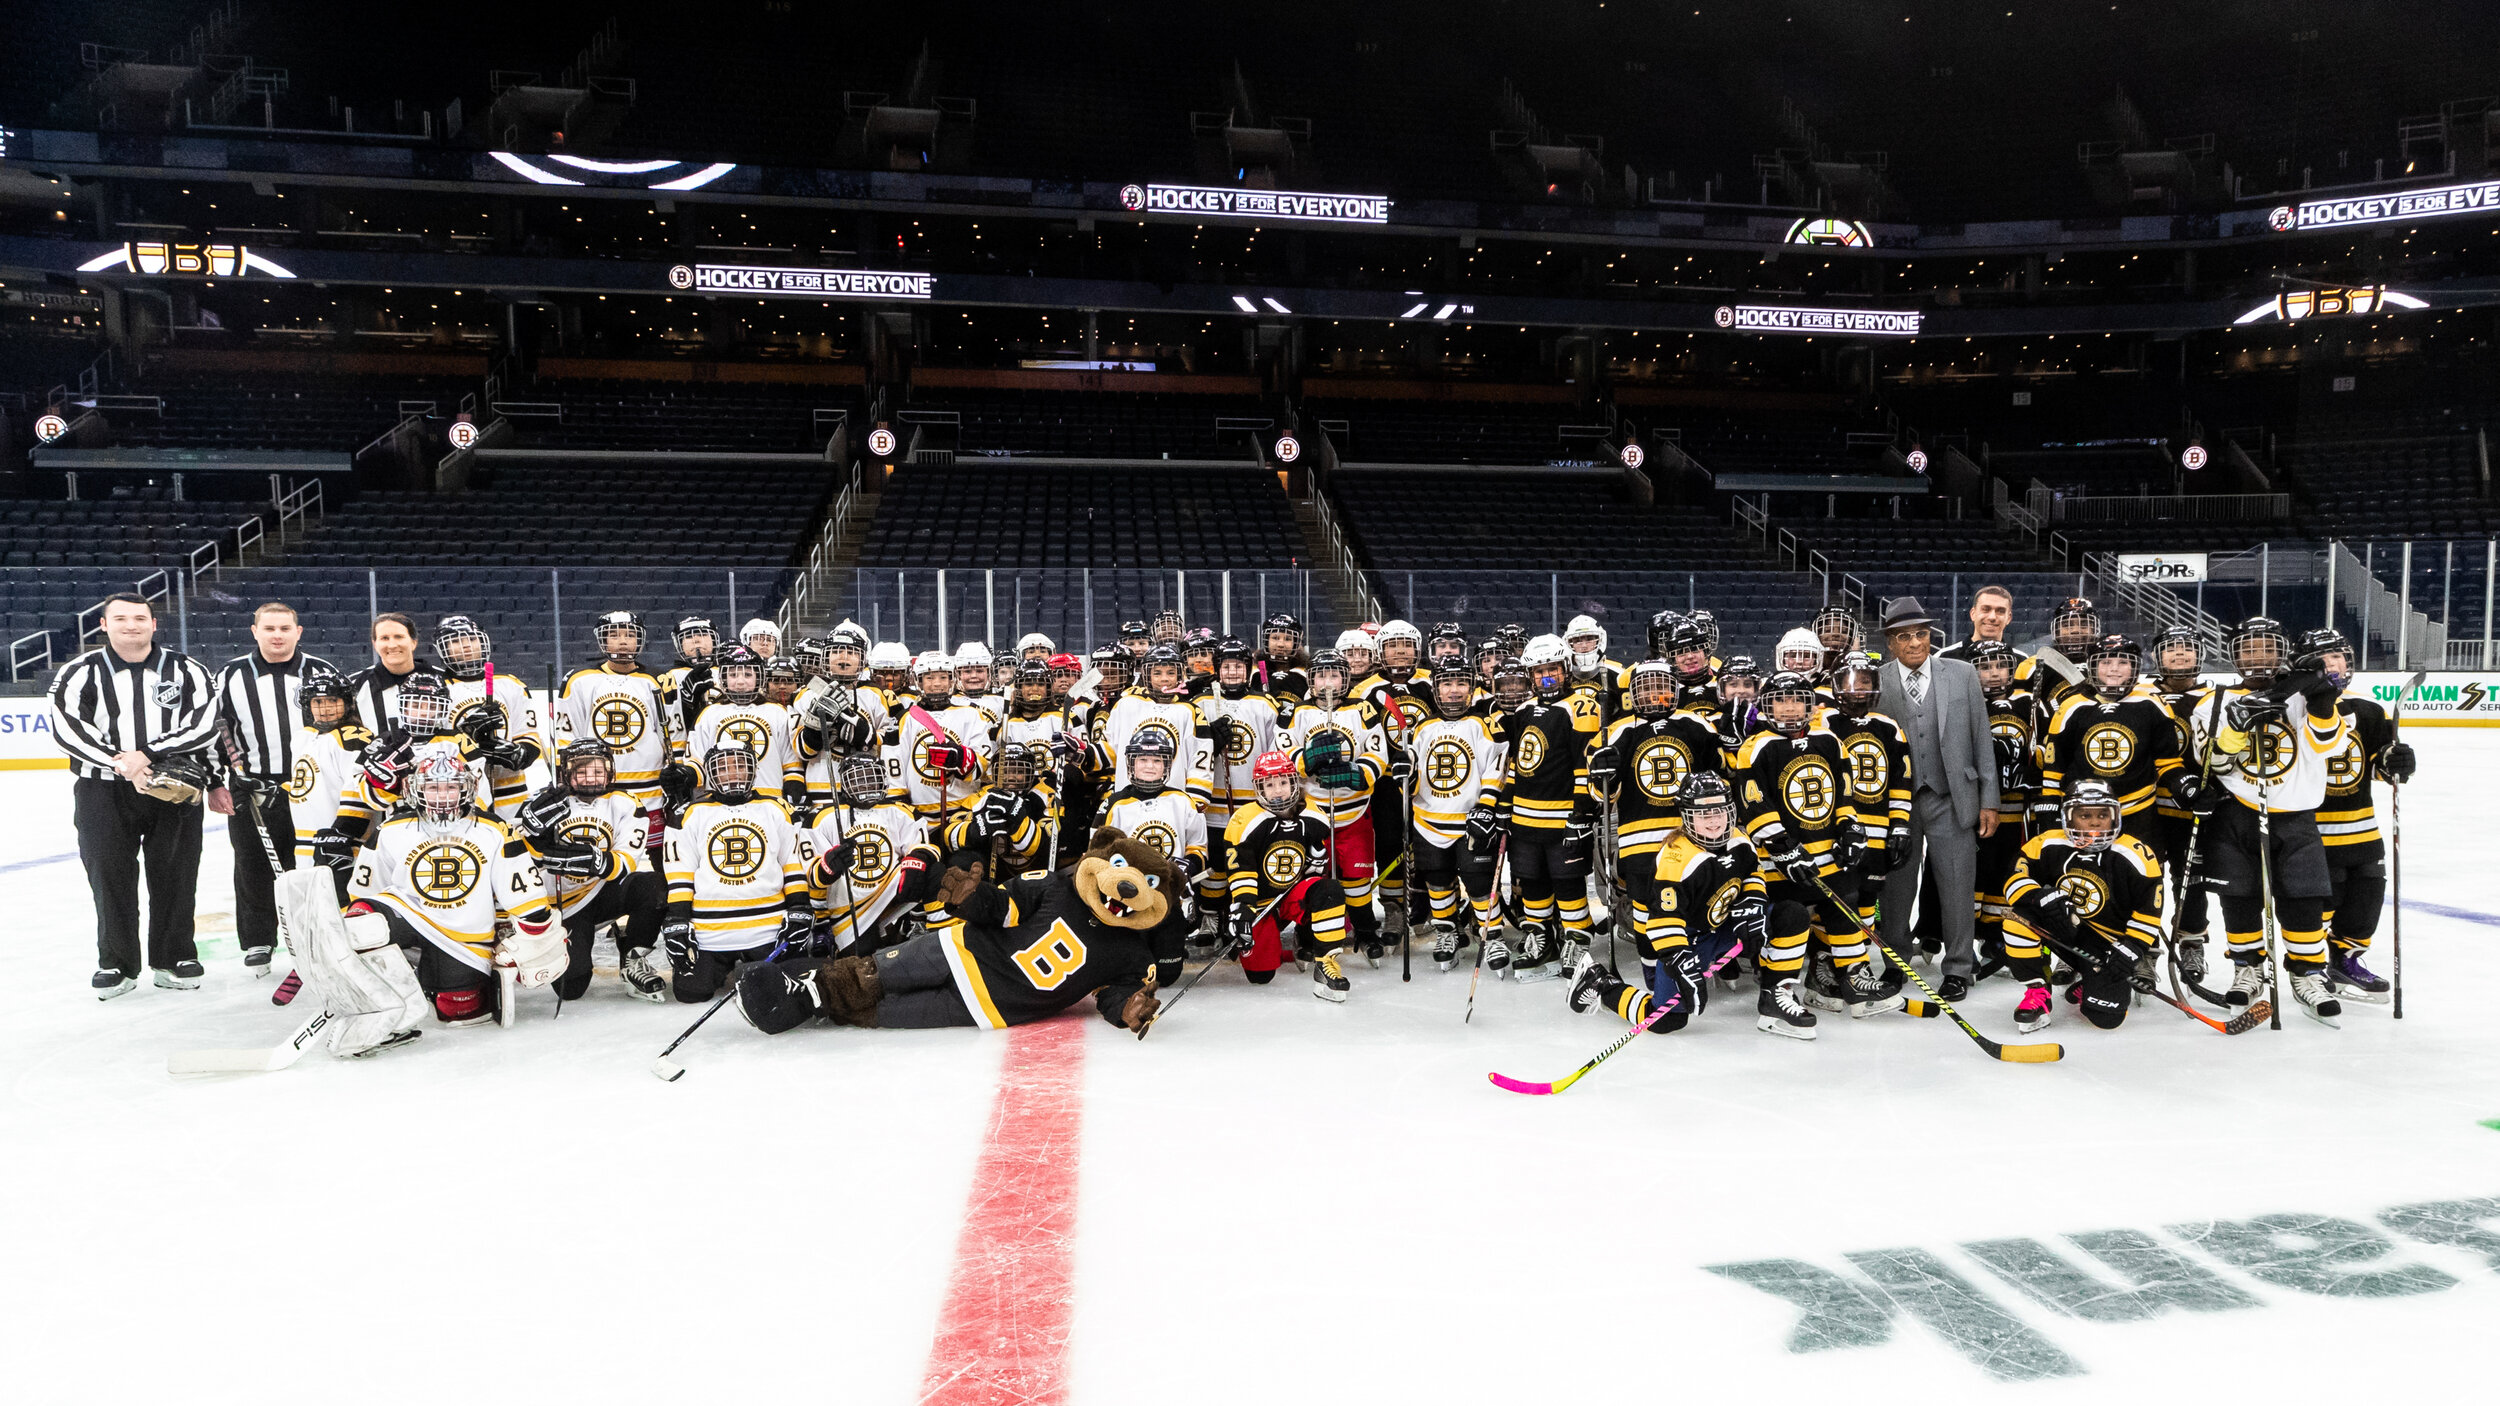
top-left (1074, 826), bottom-right (1180, 930)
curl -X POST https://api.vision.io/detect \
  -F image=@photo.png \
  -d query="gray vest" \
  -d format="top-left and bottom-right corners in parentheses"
top-left (1900, 667), bottom-right (1947, 796)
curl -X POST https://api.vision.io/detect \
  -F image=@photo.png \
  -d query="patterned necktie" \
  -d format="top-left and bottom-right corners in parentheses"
top-left (1908, 667), bottom-right (1926, 708)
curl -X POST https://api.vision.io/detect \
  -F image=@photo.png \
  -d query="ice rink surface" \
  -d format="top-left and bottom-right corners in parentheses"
top-left (3, 733), bottom-right (2496, 1405)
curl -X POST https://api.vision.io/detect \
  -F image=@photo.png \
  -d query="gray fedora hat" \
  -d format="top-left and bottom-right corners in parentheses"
top-left (1880, 596), bottom-right (1937, 634)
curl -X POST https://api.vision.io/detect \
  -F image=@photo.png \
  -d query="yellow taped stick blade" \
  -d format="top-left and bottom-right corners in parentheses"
top-left (1997, 1041), bottom-right (2065, 1063)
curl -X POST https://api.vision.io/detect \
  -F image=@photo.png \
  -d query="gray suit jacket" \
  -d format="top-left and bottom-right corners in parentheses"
top-left (1878, 655), bottom-right (2000, 830)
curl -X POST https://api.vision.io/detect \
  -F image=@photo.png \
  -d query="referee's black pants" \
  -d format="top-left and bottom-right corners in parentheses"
top-left (72, 776), bottom-right (204, 977)
top-left (229, 786), bottom-right (296, 955)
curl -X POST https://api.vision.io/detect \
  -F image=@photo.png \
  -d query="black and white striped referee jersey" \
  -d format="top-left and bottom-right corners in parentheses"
top-left (46, 644), bottom-right (222, 782)
top-left (214, 651), bottom-right (339, 780)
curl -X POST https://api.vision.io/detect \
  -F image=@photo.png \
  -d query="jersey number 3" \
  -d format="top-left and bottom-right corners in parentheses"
top-left (1011, 917), bottom-right (1089, 991)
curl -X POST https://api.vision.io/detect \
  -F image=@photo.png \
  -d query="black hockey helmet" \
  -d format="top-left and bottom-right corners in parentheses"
top-left (792, 636), bottom-right (830, 681)
top-left (1760, 669), bottom-right (1819, 736)
top-left (2052, 597), bottom-right (2102, 650)
top-left (996, 740), bottom-right (1041, 794)
top-left (397, 671), bottom-right (454, 733)
top-left (2232, 615), bottom-right (2288, 685)
top-left (1183, 626), bottom-right (1219, 669)
top-left (1647, 608), bottom-right (1687, 661)
top-left (2294, 626), bottom-right (2354, 687)
top-left (1627, 659), bottom-right (1677, 718)
top-left (1118, 619), bottom-right (1151, 651)
top-left (1690, 609), bottom-right (1720, 656)
top-left (1489, 657), bottom-right (1531, 708)
top-left (1432, 669), bottom-right (1476, 719)
top-left (1831, 650), bottom-right (1881, 715)
top-left (1717, 654), bottom-right (1761, 698)
top-left (1811, 605), bottom-right (1862, 657)
top-left (1149, 609), bottom-right (1186, 645)
top-left (704, 743), bottom-right (758, 802)
top-left (1307, 648), bottom-right (1351, 704)
top-left (1141, 642), bottom-right (1186, 696)
top-left (558, 738), bottom-right (615, 796)
top-left (1014, 660), bottom-right (1053, 710)
top-left (299, 667), bottom-right (358, 731)
top-left (715, 643), bottom-right (764, 704)
top-left (1260, 612), bottom-right (1304, 659)
top-left (592, 609), bottom-right (645, 664)
top-left (2087, 633), bottom-right (2139, 699)
top-left (836, 750), bottom-right (887, 806)
top-left (1093, 644), bottom-right (1135, 693)
top-left (2151, 624), bottom-right (2202, 680)
top-left (435, 614), bottom-right (491, 680)
top-left (1495, 623), bottom-right (1528, 657)
top-left (764, 656), bottom-right (803, 703)
top-left (1125, 727), bottom-right (1177, 793)
top-left (1679, 772), bottom-right (1738, 852)
top-left (1968, 639), bottom-right (2019, 698)
top-left (1666, 616), bottom-right (1714, 682)
top-left (2061, 778), bottom-right (2122, 854)
top-left (1426, 622), bottom-right (1470, 670)
top-left (674, 615), bottom-right (719, 664)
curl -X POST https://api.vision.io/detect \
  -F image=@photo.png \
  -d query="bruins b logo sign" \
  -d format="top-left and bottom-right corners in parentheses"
top-left (707, 819), bottom-right (769, 880)
top-left (408, 840), bottom-right (482, 905)
top-left (593, 695), bottom-right (648, 748)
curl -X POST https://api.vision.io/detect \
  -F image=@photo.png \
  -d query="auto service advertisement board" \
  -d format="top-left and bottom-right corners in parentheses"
top-left (2356, 672), bottom-right (2500, 725)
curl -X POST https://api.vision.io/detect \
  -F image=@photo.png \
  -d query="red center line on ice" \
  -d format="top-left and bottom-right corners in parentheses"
top-left (920, 1015), bottom-right (1087, 1406)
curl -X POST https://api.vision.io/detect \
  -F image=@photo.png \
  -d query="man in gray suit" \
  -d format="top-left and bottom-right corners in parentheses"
top-left (1875, 597), bottom-right (2000, 1001)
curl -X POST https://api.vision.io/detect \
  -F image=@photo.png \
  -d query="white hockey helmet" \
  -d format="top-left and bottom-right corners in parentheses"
top-left (1776, 626), bottom-right (1825, 675)
top-left (1564, 614), bottom-right (1608, 674)
top-left (912, 648), bottom-right (954, 682)
top-left (1374, 619), bottom-right (1421, 647)
top-left (867, 641), bottom-right (911, 672)
top-left (1016, 631), bottom-right (1054, 658)
top-left (954, 640), bottom-right (993, 667)
top-left (1335, 627), bottom-right (1376, 654)
top-left (1521, 633), bottom-right (1571, 670)
top-left (741, 617), bottom-right (781, 645)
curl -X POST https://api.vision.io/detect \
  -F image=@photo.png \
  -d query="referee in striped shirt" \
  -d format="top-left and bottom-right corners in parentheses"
top-left (47, 592), bottom-right (221, 998)
top-left (215, 601), bottom-right (335, 976)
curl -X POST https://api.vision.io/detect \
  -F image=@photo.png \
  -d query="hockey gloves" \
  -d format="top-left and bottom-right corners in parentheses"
top-left (924, 740), bottom-right (979, 780)
top-left (658, 761), bottom-right (701, 809)
top-left (660, 913), bottom-right (696, 972)
top-left (2380, 741), bottom-right (2417, 784)
top-left (1299, 732), bottom-right (1361, 789)
top-left (2172, 770), bottom-right (2224, 817)
top-left (892, 845), bottom-right (942, 906)
top-left (311, 825), bottom-right (360, 873)
top-left (1387, 745), bottom-right (1414, 787)
top-left (518, 784), bottom-right (571, 839)
top-left (1465, 805), bottom-right (1501, 853)
top-left (1773, 847), bottom-right (1822, 884)
top-left (1882, 820), bottom-right (1914, 873)
top-left (1830, 821), bottom-right (1868, 873)
top-left (1560, 813), bottom-right (1595, 867)
top-left (808, 839), bottom-right (854, 892)
top-left (977, 788), bottom-right (1024, 840)
top-left (1662, 944), bottom-right (1708, 1011)
top-left (1728, 893), bottom-right (1770, 947)
top-left (1204, 715), bottom-right (1240, 755)
top-left (1585, 747), bottom-right (1620, 799)
top-left (360, 727), bottom-right (416, 795)
top-left (532, 836), bottom-right (609, 880)
top-left (779, 907), bottom-right (821, 957)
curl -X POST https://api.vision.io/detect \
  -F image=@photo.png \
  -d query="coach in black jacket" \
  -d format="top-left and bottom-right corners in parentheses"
top-left (47, 592), bottom-right (221, 998)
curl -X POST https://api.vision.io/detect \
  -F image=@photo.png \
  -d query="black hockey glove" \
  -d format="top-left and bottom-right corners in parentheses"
top-left (1560, 814), bottom-right (1595, 866)
top-left (359, 726), bottom-right (415, 794)
top-left (660, 915), bottom-right (696, 972)
top-left (2031, 799), bottom-right (2063, 834)
top-left (781, 778), bottom-right (810, 807)
top-left (1830, 821), bottom-right (1868, 873)
top-left (2225, 694), bottom-right (2283, 733)
top-left (1773, 847), bottom-right (1822, 885)
top-left (658, 761), bottom-right (701, 809)
top-left (1049, 730), bottom-right (1095, 769)
top-left (892, 846), bottom-right (942, 906)
top-left (1728, 893), bottom-right (1770, 946)
top-left (1387, 745), bottom-right (1414, 787)
top-left (1882, 820), bottom-right (1913, 873)
top-left (807, 838), bottom-right (853, 891)
top-left (2379, 741), bottom-right (2417, 785)
top-left (2020, 888), bottom-right (2080, 949)
top-left (779, 907), bottom-right (819, 956)
top-left (1204, 715), bottom-right (1239, 755)
top-left (458, 705), bottom-right (504, 749)
top-left (533, 837), bottom-right (608, 880)
top-left (1585, 747), bottom-right (1620, 799)
top-left (312, 826), bottom-right (359, 873)
top-left (1664, 944), bottom-right (1706, 1001)
top-left (977, 788), bottom-right (1023, 839)
top-left (1227, 902), bottom-right (1257, 948)
top-left (518, 784), bottom-right (571, 839)
top-left (1465, 805), bottom-right (1500, 853)
top-left (2290, 668), bottom-right (2340, 714)
top-left (2171, 771), bottom-right (2224, 817)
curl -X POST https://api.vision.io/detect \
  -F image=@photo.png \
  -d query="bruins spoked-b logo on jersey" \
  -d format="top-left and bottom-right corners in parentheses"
top-left (2324, 737), bottom-right (2367, 792)
top-left (2054, 867), bottom-right (2111, 920)
top-left (843, 828), bottom-right (897, 885)
top-left (706, 819), bottom-right (769, 880)
top-left (1425, 738), bottom-right (1474, 795)
top-left (1705, 875), bottom-right (1744, 928)
top-left (2244, 717), bottom-right (2298, 783)
top-left (719, 716), bottom-right (773, 761)
top-left (1776, 754), bottom-right (1839, 827)
top-left (409, 839), bottom-right (484, 906)
top-left (557, 817), bottom-right (614, 858)
top-left (1219, 717), bottom-right (1258, 766)
top-left (1131, 821), bottom-right (1181, 859)
top-left (1515, 727), bottom-right (1549, 776)
top-left (592, 695), bottom-right (649, 747)
top-left (1260, 840), bottom-right (1313, 887)
top-left (1634, 736), bottom-right (1693, 802)
top-left (1839, 734), bottom-right (1892, 802)
top-left (286, 755), bottom-right (320, 803)
top-left (2080, 720), bottom-right (2138, 774)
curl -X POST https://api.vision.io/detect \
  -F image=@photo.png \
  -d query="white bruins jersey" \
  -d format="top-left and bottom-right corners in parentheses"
top-left (690, 700), bottom-right (803, 795)
top-left (556, 665), bottom-right (672, 795)
top-left (1195, 690), bottom-right (1277, 808)
top-left (1278, 699), bottom-right (1389, 825)
top-left (1408, 713), bottom-right (1506, 846)
top-left (534, 791), bottom-right (647, 916)
top-left (2191, 687), bottom-right (2347, 813)
top-left (893, 697), bottom-right (1000, 815)
top-left (448, 673), bottom-right (544, 819)
top-left (1100, 786), bottom-right (1208, 871)
top-left (282, 726), bottom-right (369, 865)
top-left (1101, 693), bottom-right (1210, 803)
top-left (349, 811), bottom-right (553, 968)
top-left (795, 801), bottom-right (925, 951)
top-left (999, 706), bottom-right (1074, 755)
top-left (665, 797), bottom-right (804, 949)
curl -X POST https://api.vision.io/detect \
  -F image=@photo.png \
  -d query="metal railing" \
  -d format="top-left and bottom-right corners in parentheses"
top-left (9, 630), bottom-right (54, 683)
top-left (2048, 491), bottom-right (2293, 523)
top-left (275, 480), bottom-right (324, 545)
top-left (1300, 477), bottom-right (1384, 624)
top-left (778, 461), bottom-right (867, 639)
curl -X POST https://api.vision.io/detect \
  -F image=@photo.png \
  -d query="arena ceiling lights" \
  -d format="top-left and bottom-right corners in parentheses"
top-left (1713, 303), bottom-right (1922, 336)
top-left (2231, 284), bottom-right (2428, 324)
top-left (75, 241), bottom-right (297, 278)
top-left (487, 152), bottom-right (740, 190)
top-left (665, 262), bottom-right (932, 299)
top-left (1119, 182), bottom-right (1390, 224)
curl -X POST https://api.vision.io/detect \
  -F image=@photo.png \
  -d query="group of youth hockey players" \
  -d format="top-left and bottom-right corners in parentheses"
top-left (208, 591), bottom-right (2416, 1056)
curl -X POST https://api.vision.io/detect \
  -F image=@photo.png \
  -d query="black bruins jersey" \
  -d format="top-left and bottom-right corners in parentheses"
top-left (1496, 696), bottom-right (1598, 833)
top-left (1731, 723), bottom-right (1848, 873)
top-left (2002, 830), bottom-right (2166, 957)
top-left (1221, 807), bottom-right (1337, 919)
top-left (2318, 695), bottom-right (2398, 856)
top-left (1648, 831), bottom-right (1767, 955)
top-left (2152, 679), bottom-right (2214, 822)
top-left (932, 872), bottom-right (1185, 1030)
top-left (1985, 689), bottom-right (2037, 818)
top-left (2038, 690), bottom-right (2183, 820)
top-left (1590, 709), bottom-right (1727, 859)
top-left (1825, 711), bottom-right (1913, 859)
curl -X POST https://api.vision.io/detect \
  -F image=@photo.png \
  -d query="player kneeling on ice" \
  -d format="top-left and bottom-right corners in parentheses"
top-left (520, 739), bottom-right (670, 1002)
top-left (1999, 780), bottom-right (2166, 1032)
top-left (1564, 774), bottom-right (1791, 1036)
top-left (661, 744), bottom-right (810, 1003)
top-left (343, 747), bottom-right (562, 1027)
top-left (1220, 750), bottom-right (1365, 1001)
top-left (734, 827), bottom-right (1185, 1034)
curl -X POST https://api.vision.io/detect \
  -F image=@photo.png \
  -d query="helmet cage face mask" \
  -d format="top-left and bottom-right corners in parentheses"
top-left (838, 752), bottom-right (887, 805)
top-left (1628, 665), bottom-right (1676, 718)
top-left (2063, 798), bottom-right (2120, 853)
top-left (706, 746), bottom-right (758, 798)
top-left (1684, 796), bottom-right (1734, 848)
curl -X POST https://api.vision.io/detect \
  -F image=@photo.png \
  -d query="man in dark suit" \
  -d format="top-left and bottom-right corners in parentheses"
top-left (1874, 597), bottom-right (2000, 1001)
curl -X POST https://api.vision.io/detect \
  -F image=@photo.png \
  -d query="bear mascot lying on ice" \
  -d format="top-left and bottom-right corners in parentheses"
top-left (735, 826), bottom-right (1188, 1035)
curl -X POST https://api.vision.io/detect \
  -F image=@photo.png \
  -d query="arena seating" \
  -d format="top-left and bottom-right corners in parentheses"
top-left (2279, 431), bottom-right (2500, 540)
top-left (859, 464), bottom-right (1301, 568)
top-left (509, 381), bottom-right (849, 453)
top-left (1664, 411), bottom-right (1897, 479)
top-left (1314, 400), bottom-right (1594, 466)
top-left (908, 391), bottom-right (1269, 461)
top-left (108, 373), bottom-right (463, 452)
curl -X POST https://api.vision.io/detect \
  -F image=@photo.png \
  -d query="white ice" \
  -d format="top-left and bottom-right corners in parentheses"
top-left (3, 733), bottom-right (2497, 1405)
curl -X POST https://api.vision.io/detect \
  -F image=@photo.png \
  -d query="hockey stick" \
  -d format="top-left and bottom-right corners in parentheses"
top-left (2253, 759), bottom-right (2290, 1030)
top-left (2391, 668), bottom-right (2423, 1020)
top-left (1399, 753), bottom-right (1415, 982)
top-left (1135, 934), bottom-right (1244, 1039)
top-left (1465, 829), bottom-right (1509, 1024)
top-left (2163, 684), bottom-right (2237, 1009)
top-left (650, 935), bottom-right (789, 1082)
top-left (2031, 920), bottom-right (2270, 1036)
top-left (1804, 871), bottom-right (2063, 1063)
top-left (1487, 939), bottom-right (1746, 1095)
top-left (168, 1006), bottom-right (334, 1075)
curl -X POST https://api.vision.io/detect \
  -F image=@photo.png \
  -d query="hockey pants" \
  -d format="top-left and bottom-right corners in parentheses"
top-left (2324, 845), bottom-right (2386, 954)
top-left (556, 871), bottom-right (666, 1000)
top-left (1240, 876), bottom-right (1351, 982)
top-left (1503, 832), bottom-right (1591, 939)
top-left (673, 939), bottom-right (778, 1004)
top-left (1413, 836), bottom-right (1496, 932)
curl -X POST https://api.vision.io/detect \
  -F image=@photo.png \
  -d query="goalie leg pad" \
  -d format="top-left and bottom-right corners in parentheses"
top-left (298, 898), bottom-right (430, 1056)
